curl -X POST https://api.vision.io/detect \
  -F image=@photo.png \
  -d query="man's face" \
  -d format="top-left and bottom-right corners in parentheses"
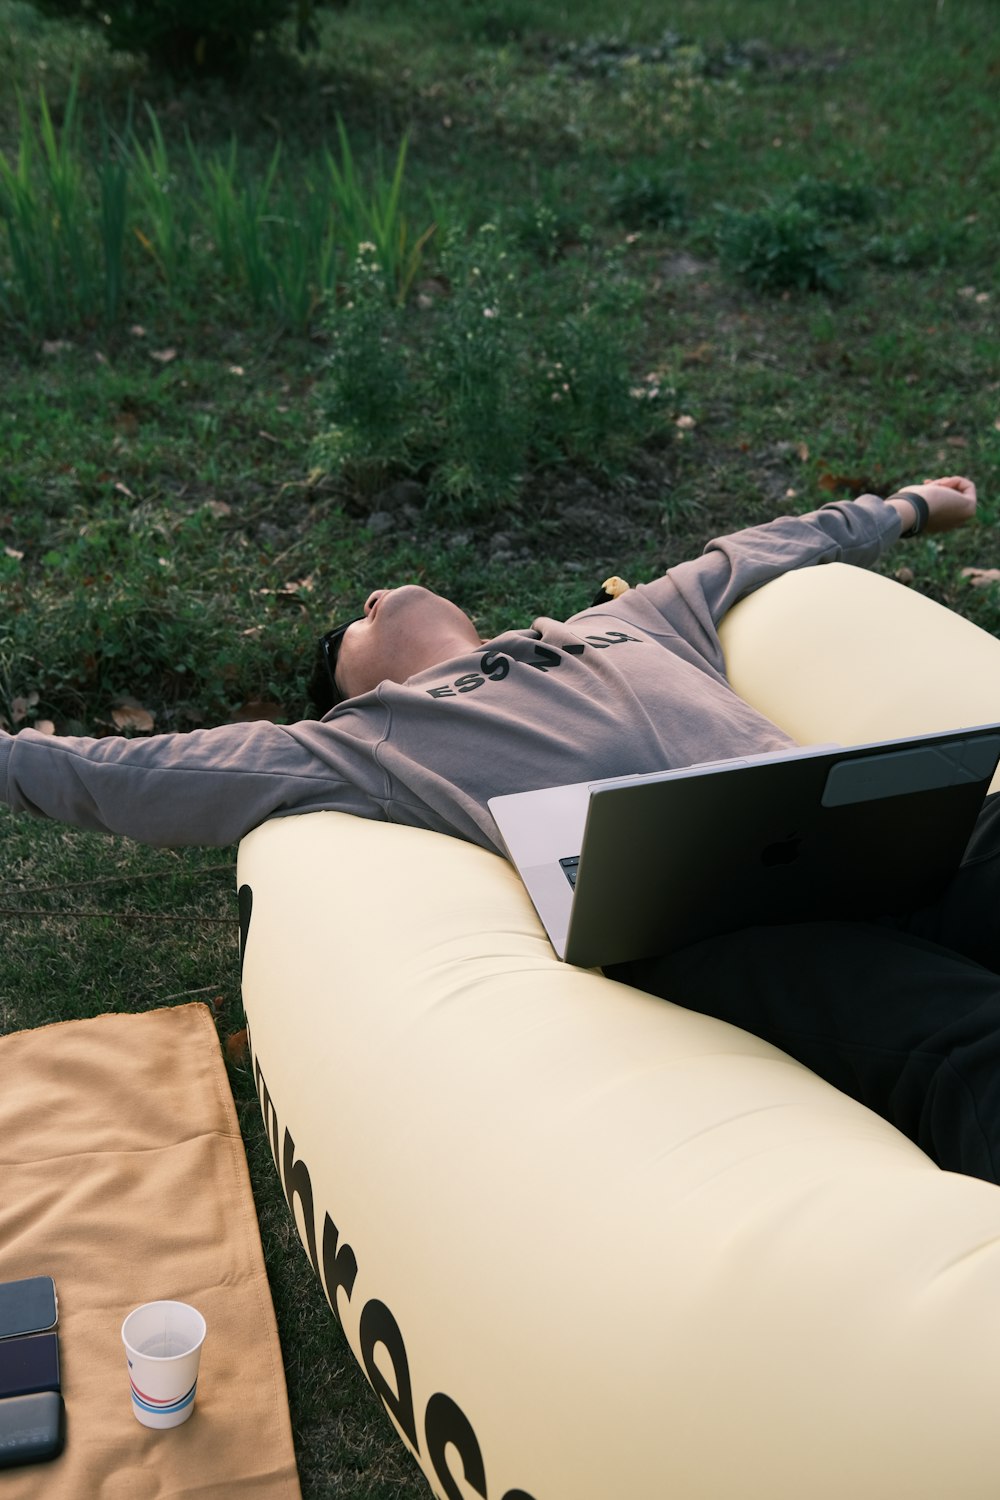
top-left (334, 586), bottom-right (482, 701)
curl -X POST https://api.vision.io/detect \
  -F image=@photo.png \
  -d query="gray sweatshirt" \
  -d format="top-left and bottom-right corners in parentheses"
top-left (0, 496), bottom-right (901, 854)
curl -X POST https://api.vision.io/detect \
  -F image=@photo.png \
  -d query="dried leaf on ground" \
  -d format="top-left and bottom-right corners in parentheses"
top-left (225, 1029), bottom-right (249, 1064)
top-left (680, 342), bottom-right (714, 365)
top-left (259, 576), bottom-right (315, 598)
top-left (111, 699), bottom-right (156, 732)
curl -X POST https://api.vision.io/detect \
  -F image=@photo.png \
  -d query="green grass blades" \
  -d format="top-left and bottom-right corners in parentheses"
top-left (129, 103), bottom-right (194, 292)
top-left (0, 86), bottom-right (431, 334)
top-left (0, 81), bottom-right (91, 331)
top-left (323, 117), bottom-right (436, 306)
top-left (0, 79), bottom-right (123, 330)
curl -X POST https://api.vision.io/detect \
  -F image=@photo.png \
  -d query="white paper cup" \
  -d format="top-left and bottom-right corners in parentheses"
top-left (121, 1301), bottom-right (207, 1429)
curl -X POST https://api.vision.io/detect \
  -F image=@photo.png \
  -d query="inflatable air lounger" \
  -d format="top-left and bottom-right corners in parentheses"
top-left (239, 564), bottom-right (1000, 1500)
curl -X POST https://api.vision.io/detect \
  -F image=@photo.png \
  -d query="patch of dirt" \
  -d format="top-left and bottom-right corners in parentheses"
top-left (335, 447), bottom-right (689, 585)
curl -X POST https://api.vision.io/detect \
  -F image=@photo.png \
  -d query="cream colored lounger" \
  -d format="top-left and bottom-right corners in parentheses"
top-left (239, 563), bottom-right (1000, 1500)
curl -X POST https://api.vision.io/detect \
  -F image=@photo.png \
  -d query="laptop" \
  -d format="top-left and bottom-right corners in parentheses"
top-left (488, 725), bottom-right (1000, 969)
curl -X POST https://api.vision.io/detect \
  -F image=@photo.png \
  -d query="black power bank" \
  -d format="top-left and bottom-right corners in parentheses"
top-left (0, 1391), bottom-right (66, 1469)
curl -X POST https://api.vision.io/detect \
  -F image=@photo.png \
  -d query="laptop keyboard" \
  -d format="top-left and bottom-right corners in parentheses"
top-left (559, 856), bottom-right (580, 888)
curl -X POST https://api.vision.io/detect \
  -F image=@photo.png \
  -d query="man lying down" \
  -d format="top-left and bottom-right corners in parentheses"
top-left (5, 476), bottom-right (1000, 1185)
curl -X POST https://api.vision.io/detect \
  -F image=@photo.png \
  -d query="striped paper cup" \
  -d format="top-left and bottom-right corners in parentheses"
top-left (121, 1301), bottom-right (207, 1430)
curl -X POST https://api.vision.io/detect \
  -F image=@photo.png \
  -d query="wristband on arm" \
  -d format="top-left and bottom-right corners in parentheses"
top-left (890, 491), bottom-right (930, 537)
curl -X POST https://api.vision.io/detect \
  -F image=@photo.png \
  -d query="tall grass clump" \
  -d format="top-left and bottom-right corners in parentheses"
top-left (129, 104), bottom-right (196, 293)
top-left (0, 80), bottom-right (129, 332)
top-left (0, 87), bottom-right (434, 334)
top-left (182, 124), bottom-right (433, 329)
top-left (323, 119), bottom-right (437, 307)
top-left (188, 138), bottom-right (331, 328)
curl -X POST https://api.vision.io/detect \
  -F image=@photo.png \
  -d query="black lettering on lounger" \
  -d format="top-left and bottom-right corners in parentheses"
top-left (243, 1030), bottom-right (539, 1500)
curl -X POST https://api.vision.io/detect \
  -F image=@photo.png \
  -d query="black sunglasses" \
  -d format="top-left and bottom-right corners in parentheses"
top-left (307, 616), bottom-right (363, 715)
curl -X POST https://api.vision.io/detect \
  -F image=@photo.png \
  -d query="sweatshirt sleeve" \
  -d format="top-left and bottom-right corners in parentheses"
top-left (0, 719), bottom-right (385, 847)
top-left (634, 494), bottom-right (902, 666)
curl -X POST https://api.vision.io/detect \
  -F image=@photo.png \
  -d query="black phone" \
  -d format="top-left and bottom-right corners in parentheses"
top-left (0, 1391), bottom-right (66, 1469)
top-left (0, 1333), bottom-right (61, 1400)
top-left (0, 1278), bottom-right (58, 1341)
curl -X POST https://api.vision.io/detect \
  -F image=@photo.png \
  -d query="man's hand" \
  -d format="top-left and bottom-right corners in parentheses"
top-left (888, 475), bottom-right (977, 535)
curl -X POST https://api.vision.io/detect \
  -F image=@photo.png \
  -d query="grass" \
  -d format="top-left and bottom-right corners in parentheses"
top-left (1, 0), bottom-right (999, 1493)
top-left (0, 85), bottom-right (434, 334)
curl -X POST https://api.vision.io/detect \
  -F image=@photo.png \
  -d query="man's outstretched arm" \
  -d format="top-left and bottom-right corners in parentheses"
top-left (636, 477), bottom-right (978, 660)
top-left (0, 717), bottom-right (386, 847)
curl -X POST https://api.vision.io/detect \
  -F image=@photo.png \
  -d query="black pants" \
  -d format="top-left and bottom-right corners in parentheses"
top-left (608, 794), bottom-right (1000, 1185)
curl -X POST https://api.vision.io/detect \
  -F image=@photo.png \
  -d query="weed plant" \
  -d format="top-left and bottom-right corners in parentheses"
top-left (716, 198), bottom-right (849, 295)
top-left (607, 161), bottom-right (687, 230)
top-left (506, 199), bottom-right (585, 263)
top-left (321, 243), bottom-right (413, 485)
top-left (318, 227), bottom-right (664, 509)
top-left (715, 172), bottom-right (972, 296)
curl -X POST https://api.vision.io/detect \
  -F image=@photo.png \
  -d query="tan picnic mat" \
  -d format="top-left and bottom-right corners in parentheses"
top-left (0, 1003), bottom-right (301, 1499)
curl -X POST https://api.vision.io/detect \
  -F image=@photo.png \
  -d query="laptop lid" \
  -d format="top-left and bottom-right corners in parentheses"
top-left (489, 725), bottom-right (1000, 970)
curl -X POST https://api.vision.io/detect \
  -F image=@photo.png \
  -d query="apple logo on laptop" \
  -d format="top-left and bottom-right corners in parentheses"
top-left (760, 832), bottom-right (802, 866)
